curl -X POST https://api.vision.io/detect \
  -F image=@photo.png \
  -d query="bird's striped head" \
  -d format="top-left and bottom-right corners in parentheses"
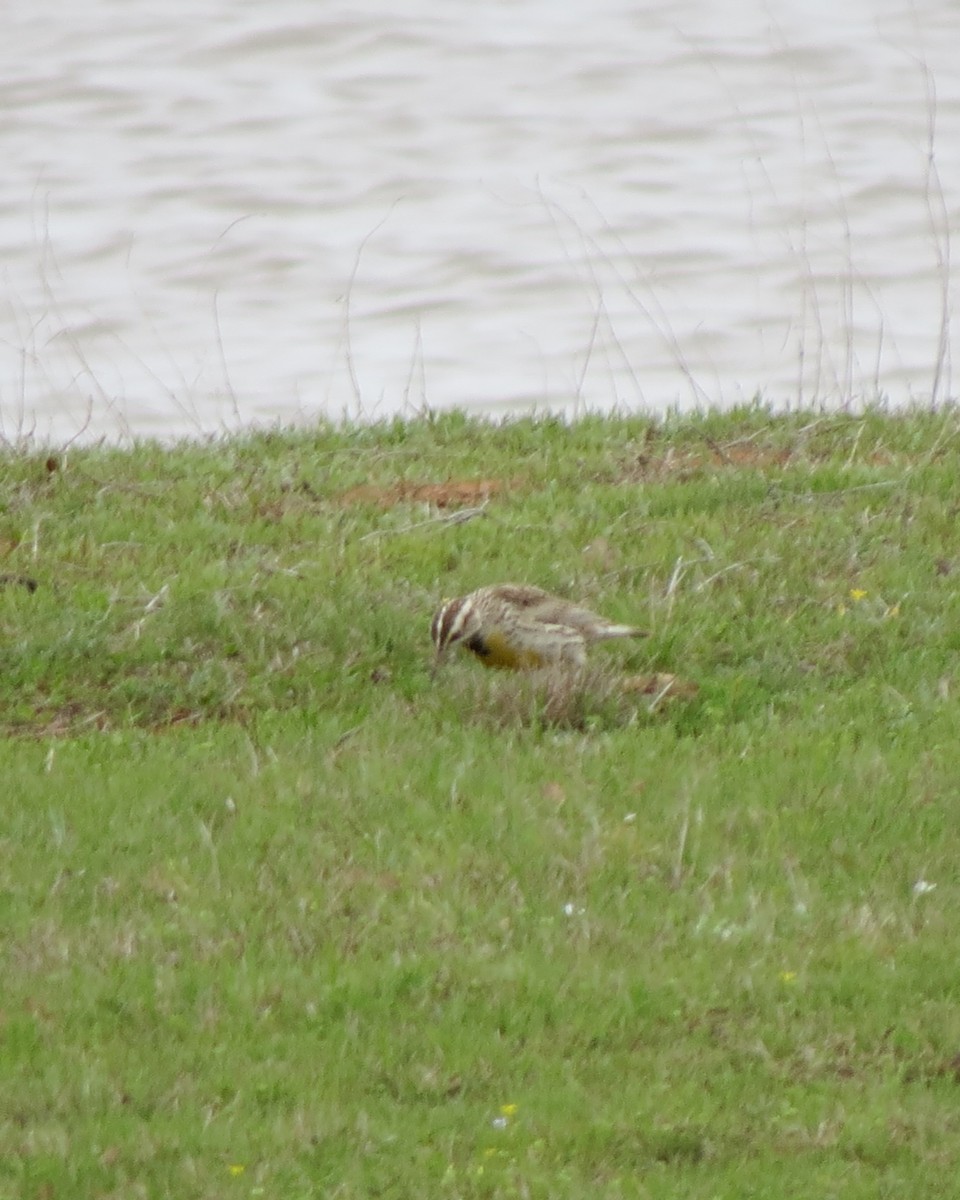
top-left (430, 595), bottom-right (480, 672)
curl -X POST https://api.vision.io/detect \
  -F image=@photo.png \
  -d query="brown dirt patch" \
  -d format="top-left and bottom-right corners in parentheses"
top-left (338, 478), bottom-right (512, 509)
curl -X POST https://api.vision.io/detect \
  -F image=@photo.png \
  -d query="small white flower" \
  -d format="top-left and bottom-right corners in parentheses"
top-left (913, 879), bottom-right (937, 896)
top-left (491, 1116), bottom-right (508, 1130)
top-left (562, 902), bottom-right (585, 917)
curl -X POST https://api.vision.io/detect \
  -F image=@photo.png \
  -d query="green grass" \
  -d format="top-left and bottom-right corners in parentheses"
top-left (3, 404), bottom-right (960, 1197)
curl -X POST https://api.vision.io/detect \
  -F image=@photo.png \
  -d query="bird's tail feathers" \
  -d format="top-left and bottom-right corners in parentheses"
top-left (597, 624), bottom-right (649, 641)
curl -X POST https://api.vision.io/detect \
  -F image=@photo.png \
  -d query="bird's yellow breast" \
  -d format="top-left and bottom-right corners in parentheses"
top-left (463, 628), bottom-right (545, 670)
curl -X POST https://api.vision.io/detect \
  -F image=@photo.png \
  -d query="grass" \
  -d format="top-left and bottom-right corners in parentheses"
top-left (3, 403), bottom-right (960, 1198)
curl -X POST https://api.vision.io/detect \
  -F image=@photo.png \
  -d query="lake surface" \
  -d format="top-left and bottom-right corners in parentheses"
top-left (2, 1), bottom-right (959, 442)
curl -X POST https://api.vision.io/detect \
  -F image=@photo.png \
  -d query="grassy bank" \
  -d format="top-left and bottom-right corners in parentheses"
top-left (3, 406), bottom-right (960, 1198)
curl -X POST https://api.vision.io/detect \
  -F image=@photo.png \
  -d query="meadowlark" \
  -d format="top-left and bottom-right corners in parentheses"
top-left (430, 583), bottom-right (648, 673)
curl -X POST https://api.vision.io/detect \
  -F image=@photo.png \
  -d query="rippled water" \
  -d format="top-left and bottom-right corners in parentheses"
top-left (2, 1), bottom-right (958, 442)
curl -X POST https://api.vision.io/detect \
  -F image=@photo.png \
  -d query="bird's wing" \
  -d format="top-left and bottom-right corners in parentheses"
top-left (534, 599), bottom-right (607, 632)
top-left (537, 599), bottom-right (644, 638)
top-left (528, 618), bottom-right (588, 644)
top-left (491, 584), bottom-right (555, 609)
top-left (491, 585), bottom-right (604, 628)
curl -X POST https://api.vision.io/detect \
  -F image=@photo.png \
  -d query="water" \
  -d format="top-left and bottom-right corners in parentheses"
top-left (1, 0), bottom-right (958, 442)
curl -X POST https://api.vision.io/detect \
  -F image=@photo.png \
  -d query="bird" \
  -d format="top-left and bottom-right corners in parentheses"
top-left (430, 583), bottom-right (648, 674)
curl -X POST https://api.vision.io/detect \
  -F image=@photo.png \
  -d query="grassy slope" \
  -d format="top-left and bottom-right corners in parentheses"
top-left (3, 406), bottom-right (960, 1198)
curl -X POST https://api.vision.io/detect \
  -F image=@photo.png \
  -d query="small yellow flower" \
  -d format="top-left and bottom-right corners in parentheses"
top-left (849, 588), bottom-right (867, 601)
top-left (228, 1164), bottom-right (245, 1177)
top-left (500, 1103), bottom-right (518, 1117)
top-left (779, 971), bottom-right (797, 984)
